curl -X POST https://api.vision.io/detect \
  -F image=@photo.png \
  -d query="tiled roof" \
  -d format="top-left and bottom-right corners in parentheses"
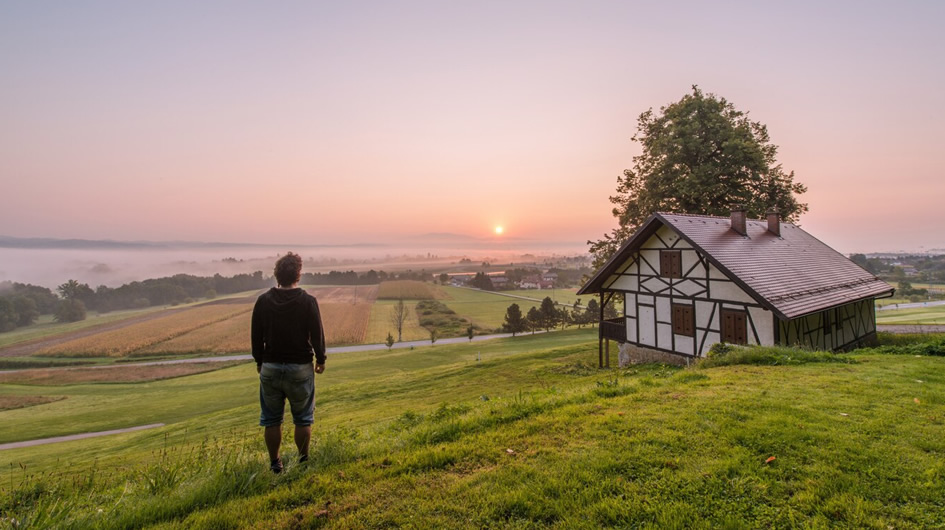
top-left (579, 212), bottom-right (894, 320)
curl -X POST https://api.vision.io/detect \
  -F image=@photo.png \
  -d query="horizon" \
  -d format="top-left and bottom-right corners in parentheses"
top-left (2, 1), bottom-right (944, 255)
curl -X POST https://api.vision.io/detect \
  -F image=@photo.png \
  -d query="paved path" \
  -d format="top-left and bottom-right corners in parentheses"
top-left (0, 331), bottom-right (547, 373)
top-left (877, 300), bottom-right (945, 311)
top-left (0, 423), bottom-right (165, 451)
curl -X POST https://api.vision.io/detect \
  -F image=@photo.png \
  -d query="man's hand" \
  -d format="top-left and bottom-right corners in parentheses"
top-left (256, 364), bottom-right (261, 374)
top-left (315, 363), bottom-right (325, 374)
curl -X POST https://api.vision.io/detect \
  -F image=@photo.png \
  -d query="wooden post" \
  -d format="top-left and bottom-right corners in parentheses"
top-left (605, 339), bottom-right (610, 368)
top-left (599, 292), bottom-right (605, 368)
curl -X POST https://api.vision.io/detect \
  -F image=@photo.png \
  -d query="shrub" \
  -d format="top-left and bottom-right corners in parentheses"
top-left (698, 343), bottom-right (854, 368)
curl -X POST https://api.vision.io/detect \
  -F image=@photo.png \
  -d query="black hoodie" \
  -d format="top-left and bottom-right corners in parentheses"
top-left (251, 287), bottom-right (326, 366)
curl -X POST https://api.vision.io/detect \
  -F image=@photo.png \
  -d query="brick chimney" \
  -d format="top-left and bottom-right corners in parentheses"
top-left (766, 210), bottom-right (780, 236)
top-left (730, 207), bottom-right (747, 236)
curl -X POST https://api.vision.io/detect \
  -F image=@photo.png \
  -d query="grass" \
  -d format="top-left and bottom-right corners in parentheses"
top-left (876, 304), bottom-right (945, 325)
top-left (415, 299), bottom-right (477, 337)
top-left (1, 331), bottom-right (944, 527)
top-left (364, 299), bottom-right (430, 343)
top-left (438, 286), bottom-right (584, 331)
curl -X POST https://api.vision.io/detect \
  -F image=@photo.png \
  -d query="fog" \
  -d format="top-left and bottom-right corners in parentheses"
top-left (0, 239), bottom-right (588, 289)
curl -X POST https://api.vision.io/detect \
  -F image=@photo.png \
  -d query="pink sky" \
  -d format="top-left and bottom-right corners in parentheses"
top-left (2, 1), bottom-right (943, 255)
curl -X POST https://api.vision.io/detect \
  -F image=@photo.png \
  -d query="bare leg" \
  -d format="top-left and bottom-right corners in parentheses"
top-left (294, 425), bottom-right (312, 459)
top-left (264, 425), bottom-right (282, 462)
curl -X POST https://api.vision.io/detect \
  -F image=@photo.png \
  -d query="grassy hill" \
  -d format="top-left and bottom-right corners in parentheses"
top-left (2, 331), bottom-right (944, 528)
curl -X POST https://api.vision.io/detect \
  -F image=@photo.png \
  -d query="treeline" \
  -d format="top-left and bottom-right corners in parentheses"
top-left (500, 297), bottom-right (619, 336)
top-left (0, 272), bottom-right (270, 332)
top-left (300, 269), bottom-right (433, 285)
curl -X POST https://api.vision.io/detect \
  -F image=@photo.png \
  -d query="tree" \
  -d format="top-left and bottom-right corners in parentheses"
top-left (570, 299), bottom-right (584, 328)
top-left (439, 273), bottom-right (450, 285)
top-left (502, 303), bottom-right (526, 336)
top-left (55, 299), bottom-right (86, 323)
top-left (538, 297), bottom-right (559, 331)
top-left (589, 86), bottom-right (808, 268)
top-left (430, 327), bottom-right (438, 344)
top-left (467, 324), bottom-right (475, 341)
top-left (0, 298), bottom-right (17, 332)
top-left (584, 298), bottom-right (600, 327)
top-left (12, 296), bottom-right (38, 327)
top-left (468, 272), bottom-right (495, 291)
top-left (385, 332), bottom-right (395, 350)
top-left (526, 307), bottom-right (540, 334)
top-left (389, 298), bottom-right (408, 341)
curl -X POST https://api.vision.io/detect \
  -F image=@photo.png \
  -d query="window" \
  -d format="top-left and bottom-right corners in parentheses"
top-left (660, 250), bottom-right (682, 278)
top-left (672, 304), bottom-right (694, 336)
top-left (720, 309), bottom-right (747, 345)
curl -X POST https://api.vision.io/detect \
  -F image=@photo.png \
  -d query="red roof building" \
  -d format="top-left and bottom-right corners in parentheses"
top-left (579, 209), bottom-right (893, 365)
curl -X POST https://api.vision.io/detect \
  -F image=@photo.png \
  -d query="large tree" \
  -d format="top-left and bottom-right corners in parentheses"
top-left (589, 86), bottom-right (808, 268)
top-left (502, 303), bottom-right (526, 336)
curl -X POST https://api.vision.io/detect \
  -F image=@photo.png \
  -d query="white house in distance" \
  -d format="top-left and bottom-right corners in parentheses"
top-left (578, 209), bottom-right (894, 366)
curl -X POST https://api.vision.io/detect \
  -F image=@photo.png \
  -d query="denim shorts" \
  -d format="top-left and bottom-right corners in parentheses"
top-left (258, 362), bottom-right (315, 427)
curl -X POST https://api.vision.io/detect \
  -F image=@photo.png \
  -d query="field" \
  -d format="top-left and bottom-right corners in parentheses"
top-left (0, 361), bottom-right (244, 386)
top-left (1, 331), bottom-right (943, 527)
top-left (377, 280), bottom-right (439, 300)
top-left (437, 286), bottom-right (582, 330)
top-left (876, 304), bottom-right (945, 325)
top-left (35, 303), bottom-right (254, 357)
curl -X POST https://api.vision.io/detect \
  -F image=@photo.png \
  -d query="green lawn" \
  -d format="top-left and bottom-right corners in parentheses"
top-left (876, 304), bottom-right (945, 325)
top-left (438, 286), bottom-right (583, 330)
top-left (364, 299), bottom-right (432, 343)
top-left (2, 331), bottom-right (944, 528)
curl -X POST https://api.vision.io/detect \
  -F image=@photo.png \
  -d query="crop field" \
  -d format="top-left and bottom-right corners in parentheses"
top-left (305, 285), bottom-right (379, 304)
top-left (35, 304), bottom-right (254, 358)
top-left (320, 302), bottom-right (372, 345)
top-left (135, 311), bottom-right (253, 355)
top-left (377, 280), bottom-right (440, 300)
top-left (1, 331), bottom-right (944, 527)
top-left (876, 304), bottom-right (945, 325)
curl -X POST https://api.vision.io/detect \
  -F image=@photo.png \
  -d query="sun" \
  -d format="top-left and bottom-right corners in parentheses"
top-left (494, 226), bottom-right (504, 235)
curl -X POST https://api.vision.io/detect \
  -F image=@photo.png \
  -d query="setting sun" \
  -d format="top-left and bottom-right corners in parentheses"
top-left (495, 226), bottom-right (504, 235)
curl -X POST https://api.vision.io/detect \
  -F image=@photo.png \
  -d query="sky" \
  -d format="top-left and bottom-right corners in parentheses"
top-left (2, 0), bottom-right (944, 255)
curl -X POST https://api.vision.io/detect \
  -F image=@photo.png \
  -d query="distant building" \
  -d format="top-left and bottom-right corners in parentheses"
top-left (579, 209), bottom-right (894, 366)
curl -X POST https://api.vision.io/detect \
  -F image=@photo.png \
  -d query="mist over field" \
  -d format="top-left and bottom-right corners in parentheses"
top-left (0, 236), bottom-right (587, 289)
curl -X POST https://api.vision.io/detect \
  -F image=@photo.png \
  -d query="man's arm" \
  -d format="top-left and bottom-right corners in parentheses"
top-left (251, 297), bottom-right (265, 368)
top-left (310, 297), bottom-right (327, 368)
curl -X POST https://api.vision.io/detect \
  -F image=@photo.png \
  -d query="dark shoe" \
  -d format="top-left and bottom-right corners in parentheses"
top-left (299, 454), bottom-right (309, 464)
top-left (270, 457), bottom-right (283, 474)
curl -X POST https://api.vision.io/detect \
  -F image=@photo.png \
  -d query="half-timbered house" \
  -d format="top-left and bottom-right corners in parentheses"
top-left (578, 209), bottom-right (894, 366)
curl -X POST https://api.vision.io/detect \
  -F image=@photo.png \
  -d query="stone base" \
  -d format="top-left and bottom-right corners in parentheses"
top-left (618, 343), bottom-right (691, 367)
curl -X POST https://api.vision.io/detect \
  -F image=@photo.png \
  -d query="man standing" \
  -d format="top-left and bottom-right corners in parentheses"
top-left (251, 252), bottom-right (326, 473)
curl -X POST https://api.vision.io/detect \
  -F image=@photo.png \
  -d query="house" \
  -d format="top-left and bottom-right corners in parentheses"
top-left (519, 276), bottom-right (555, 290)
top-left (578, 209), bottom-right (894, 366)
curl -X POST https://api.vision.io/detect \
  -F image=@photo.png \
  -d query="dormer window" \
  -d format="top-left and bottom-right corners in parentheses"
top-left (660, 250), bottom-right (682, 278)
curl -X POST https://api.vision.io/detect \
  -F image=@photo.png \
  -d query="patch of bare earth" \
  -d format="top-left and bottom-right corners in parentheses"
top-left (0, 395), bottom-right (66, 411)
top-left (0, 361), bottom-right (245, 385)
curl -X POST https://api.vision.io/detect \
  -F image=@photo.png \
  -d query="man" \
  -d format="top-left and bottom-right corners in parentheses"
top-left (251, 252), bottom-right (326, 473)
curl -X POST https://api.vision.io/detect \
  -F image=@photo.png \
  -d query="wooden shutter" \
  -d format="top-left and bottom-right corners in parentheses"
top-left (660, 250), bottom-right (682, 278)
top-left (720, 309), bottom-right (747, 345)
top-left (672, 304), bottom-right (694, 337)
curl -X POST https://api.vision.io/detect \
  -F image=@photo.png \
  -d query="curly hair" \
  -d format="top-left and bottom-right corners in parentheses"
top-left (273, 252), bottom-right (303, 287)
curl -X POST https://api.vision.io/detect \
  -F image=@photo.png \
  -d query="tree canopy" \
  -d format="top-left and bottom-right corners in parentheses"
top-left (589, 86), bottom-right (808, 268)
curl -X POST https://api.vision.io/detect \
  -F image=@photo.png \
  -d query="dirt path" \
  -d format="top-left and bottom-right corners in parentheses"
top-left (0, 295), bottom-right (258, 358)
top-left (0, 423), bottom-right (165, 451)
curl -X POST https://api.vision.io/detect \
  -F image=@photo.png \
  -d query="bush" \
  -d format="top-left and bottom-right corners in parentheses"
top-left (54, 299), bottom-right (86, 323)
top-left (698, 343), bottom-right (854, 368)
